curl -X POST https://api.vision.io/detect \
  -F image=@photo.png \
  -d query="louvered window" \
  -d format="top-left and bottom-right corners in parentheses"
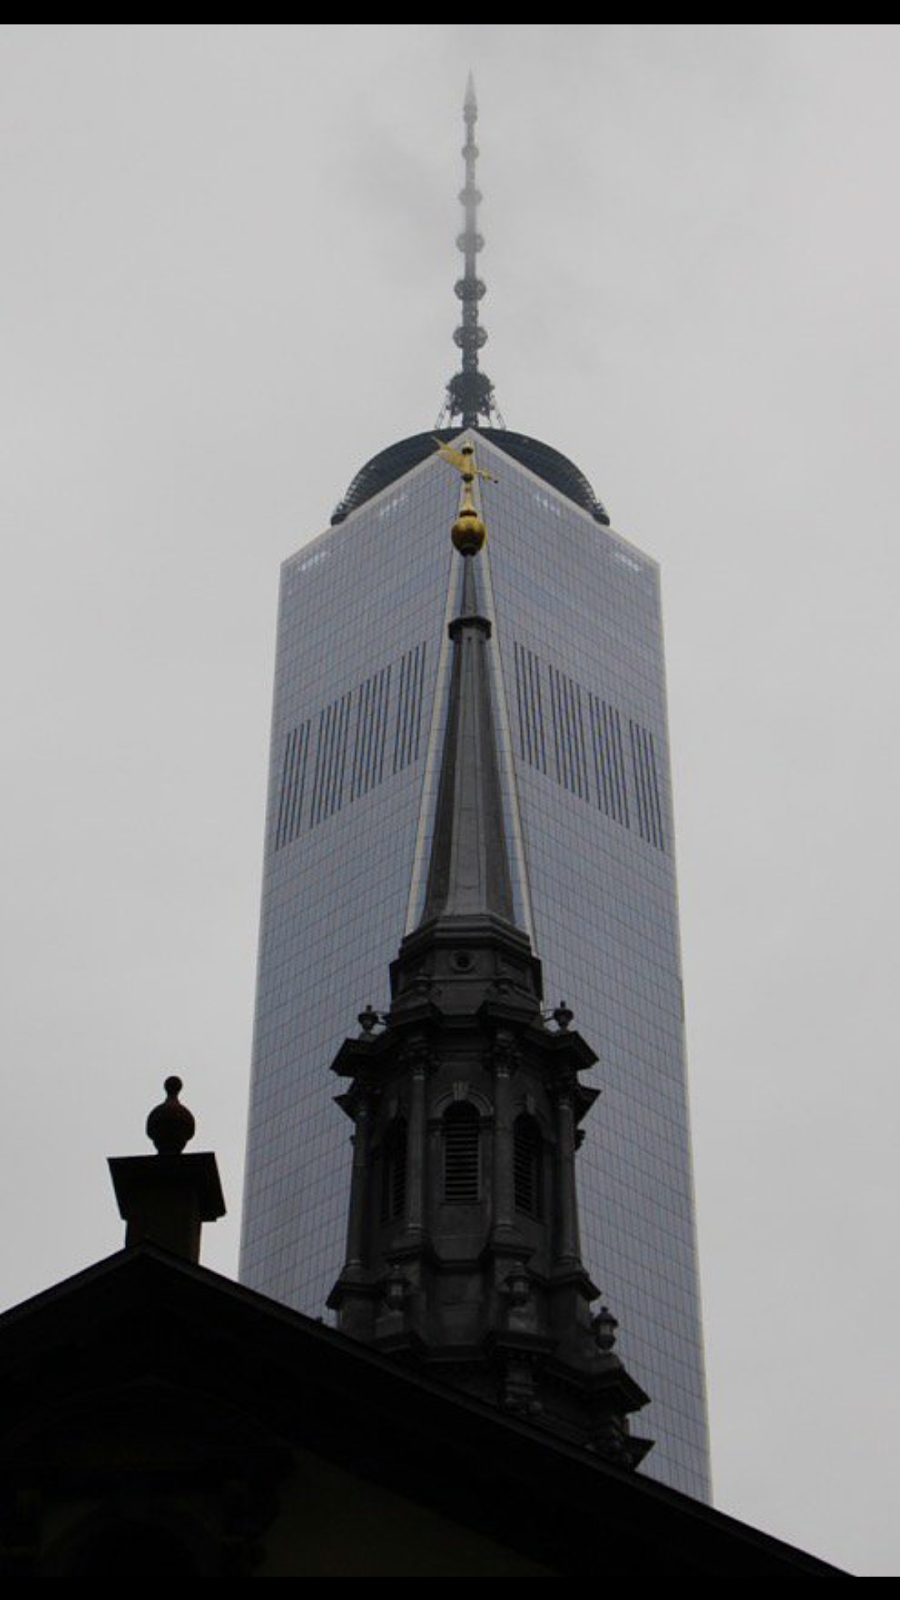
top-left (442, 1102), bottom-right (481, 1204)
top-left (380, 1117), bottom-right (408, 1223)
top-left (514, 1114), bottom-right (543, 1219)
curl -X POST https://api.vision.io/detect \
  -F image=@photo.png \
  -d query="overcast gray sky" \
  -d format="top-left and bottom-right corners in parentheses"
top-left (1, 24), bottom-right (898, 1575)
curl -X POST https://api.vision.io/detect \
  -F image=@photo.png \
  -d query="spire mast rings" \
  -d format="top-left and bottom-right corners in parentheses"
top-left (437, 76), bottom-right (505, 432)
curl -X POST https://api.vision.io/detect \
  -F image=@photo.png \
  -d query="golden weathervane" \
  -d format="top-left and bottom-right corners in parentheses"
top-left (433, 438), bottom-right (496, 555)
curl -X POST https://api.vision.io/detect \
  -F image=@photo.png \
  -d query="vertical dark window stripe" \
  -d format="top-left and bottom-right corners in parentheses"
top-left (368, 668), bottom-right (382, 788)
top-left (632, 723), bottom-right (664, 851)
top-left (406, 649), bottom-right (416, 766)
top-left (521, 647), bottom-right (545, 774)
top-left (563, 673), bottom-right (587, 800)
top-left (363, 675), bottom-right (376, 793)
top-left (605, 705), bottom-right (620, 823)
top-left (600, 702), bottom-right (613, 818)
top-left (393, 644), bottom-right (426, 774)
top-left (400, 651), bottom-right (413, 769)
top-left (360, 679), bottom-right (373, 795)
top-left (646, 728), bottom-right (666, 850)
top-left (563, 672), bottom-right (574, 791)
top-left (411, 643), bottom-right (426, 763)
top-left (275, 729), bottom-right (296, 849)
top-left (374, 664), bottom-right (391, 785)
top-left (314, 701), bottom-right (333, 825)
top-left (629, 719), bottom-right (642, 839)
top-left (371, 667), bottom-right (382, 786)
top-left (640, 724), bottom-right (660, 846)
top-left (521, 648), bottom-right (534, 768)
top-left (350, 679), bottom-right (367, 802)
top-left (392, 649), bottom-right (409, 774)
top-left (406, 650), bottom-right (417, 766)
top-left (553, 668), bottom-right (566, 789)
top-left (563, 675), bottom-right (575, 792)
top-left (332, 692), bottom-right (352, 816)
top-left (361, 673), bottom-right (377, 794)
top-left (279, 644), bottom-right (429, 838)
top-left (522, 645), bottom-right (536, 768)
top-left (381, 664), bottom-right (391, 781)
top-left (549, 665), bottom-right (563, 787)
top-left (321, 699), bottom-right (338, 821)
top-left (508, 641), bottom-right (665, 852)
top-left (640, 724), bottom-right (657, 846)
top-left (629, 719), bottom-right (648, 842)
top-left (323, 702), bottom-right (338, 821)
top-left (285, 728), bottom-right (300, 839)
top-left (284, 721), bottom-right (309, 843)
top-left (578, 687), bottom-right (588, 797)
top-left (371, 669), bottom-right (382, 788)
top-left (350, 680), bottom-right (363, 801)
top-left (611, 708), bottom-right (630, 828)
top-left (327, 699), bottom-right (340, 818)
top-left (557, 668), bottom-right (570, 787)
top-left (602, 703), bottom-right (615, 819)
top-left (588, 694), bottom-right (599, 810)
top-left (514, 642), bottom-right (527, 763)
top-left (562, 673), bottom-right (574, 792)
top-left (529, 650), bottom-right (539, 768)
top-left (402, 648), bottom-right (413, 767)
top-left (295, 723), bottom-right (310, 837)
top-left (324, 699), bottom-right (340, 819)
top-left (308, 707), bottom-right (327, 828)
top-left (589, 694), bottom-right (610, 818)
top-left (532, 653), bottom-right (547, 773)
top-left (281, 649), bottom-right (665, 846)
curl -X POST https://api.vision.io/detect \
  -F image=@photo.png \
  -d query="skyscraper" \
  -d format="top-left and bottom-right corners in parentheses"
top-left (240, 81), bottom-right (710, 1501)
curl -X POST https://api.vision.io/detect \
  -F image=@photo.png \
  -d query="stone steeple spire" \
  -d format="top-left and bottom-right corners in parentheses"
top-left (328, 447), bottom-right (651, 1466)
top-left (421, 447), bottom-right (513, 927)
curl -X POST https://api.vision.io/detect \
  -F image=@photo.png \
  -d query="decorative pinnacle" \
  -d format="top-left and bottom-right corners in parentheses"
top-left (552, 1001), bottom-right (574, 1032)
top-left (436, 77), bottom-right (505, 431)
top-left (145, 1075), bottom-right (196, 1155)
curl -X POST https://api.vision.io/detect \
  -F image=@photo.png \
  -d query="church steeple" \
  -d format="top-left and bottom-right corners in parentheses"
top-left (421, 443), bottom-right (513, 926)
top-left (328, 448), bottom-right (651, 1466)
top-left (437, 77), bottom-right (505, 431)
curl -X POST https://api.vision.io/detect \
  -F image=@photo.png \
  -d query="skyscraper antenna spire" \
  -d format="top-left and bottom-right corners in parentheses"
top-left (437, 76), bottom-right (506, 431)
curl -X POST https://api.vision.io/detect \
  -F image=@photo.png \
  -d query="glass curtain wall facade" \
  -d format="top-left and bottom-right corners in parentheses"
top-left (241, 431), bottom-right (710, 1501)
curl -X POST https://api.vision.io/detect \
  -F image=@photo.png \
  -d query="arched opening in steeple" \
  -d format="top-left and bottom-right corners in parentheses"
top-left (441, 1102), bottom-right (481, 1204)
top-left (380, 1115), bottom-right (408, 1224)
top-left (513, 1113), bottom-right (543, 1221)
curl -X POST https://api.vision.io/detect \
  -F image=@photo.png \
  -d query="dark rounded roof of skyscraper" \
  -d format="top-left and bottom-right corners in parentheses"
top-left (331, 429), bottom-right (610, 527)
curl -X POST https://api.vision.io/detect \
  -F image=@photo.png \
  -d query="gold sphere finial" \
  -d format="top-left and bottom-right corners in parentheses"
top-left (452, 505), bottom-right (487, 555)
